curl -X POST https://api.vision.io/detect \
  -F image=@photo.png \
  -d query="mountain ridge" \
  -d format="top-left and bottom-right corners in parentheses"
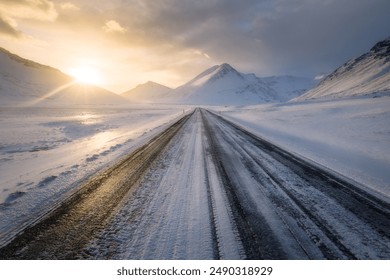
top-left (0, 47), bottom-right (67, 75)
top-left (164, 63), bottom-right (313, 105)
top-left (0, 47), bottom-right (127, 106)
top-left (122, 81), bottom-right (171, 102)
top-left (294, 37), bottom-right (390, 101)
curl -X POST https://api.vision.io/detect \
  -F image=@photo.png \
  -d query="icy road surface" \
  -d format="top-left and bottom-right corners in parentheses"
top-left (0, 109), bottom-right (389, 259)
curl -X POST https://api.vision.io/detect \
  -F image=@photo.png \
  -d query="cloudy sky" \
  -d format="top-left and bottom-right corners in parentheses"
top-left (0, 0), bottom-right (389, 92)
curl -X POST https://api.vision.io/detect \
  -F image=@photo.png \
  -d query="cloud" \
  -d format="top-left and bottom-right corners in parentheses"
top-left (2, 0), bottom-right (390, 91)
top-left (63, 0), bottom-right (388, 83)
top-left (102, 20), bottom-right (127, 33)
top-left (314, 74), bottom-right (327, 80)
top-left (0, 0), bottom-right (57, 21)
top-left (246, 0), bottom-right (390, 76)
top-left (194, 50), bottom-right (210, 59)
top-left (0, 14), bottom-right (22, 37)
top-left (60, 2), bottom-right (80, 11)
top-left (0, 0), bottom-right (58, 40)
top-left (114, 0), bottom-right (388, 77)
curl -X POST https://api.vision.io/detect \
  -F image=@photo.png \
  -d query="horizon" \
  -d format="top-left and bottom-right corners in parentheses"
top-left (0, 0), bottom-right (389, 93)
top-left (0, 48), bottom-right (315, 95)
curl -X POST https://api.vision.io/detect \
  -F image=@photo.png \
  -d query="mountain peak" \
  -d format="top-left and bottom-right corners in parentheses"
top-left (209, 63), bottom-right (243, 82)
top-left (122, 81), bottom-right (171, 101)
top-left (370, 37), bottom-right (390, 58)
top-left (219, 63), bottom-right (234, 70)
top-left (141, 81), bottom-right (162, 87)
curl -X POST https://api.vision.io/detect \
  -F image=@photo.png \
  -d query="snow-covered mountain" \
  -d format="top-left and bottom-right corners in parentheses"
top-left (165, 63), bottom-right (274, 105)
top-left (0, 47), bottom-right (127, 106)
top-left (122, 81), bottom-right (171, 102)
top-left (164, 63), bottom-right (313, 105)
top-left (260, 75), bottom-right (316, 101)
top-left (295, 37), bottom-right (390, 101)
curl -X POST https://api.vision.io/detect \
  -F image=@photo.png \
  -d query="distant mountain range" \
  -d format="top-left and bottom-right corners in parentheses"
top-left (122, 81), bottom-right (171, 102)
top-left (2, 36), bottom-right (389, 107)
top-left (0, 47), bottom-right (126, 106)
top-left (123, 63), bottom-right (315, 105)
top-left (295, 37), bottom-right (390, 101)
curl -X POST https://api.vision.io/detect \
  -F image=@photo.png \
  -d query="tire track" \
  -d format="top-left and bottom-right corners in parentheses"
top-left (220, 112), bottom-right (390, 236)
top-left (83, 109), bottom-right (223, 259)
top-left (202, 110), bottom-right (287, 259)
top-left (201, 109), bottom-right (390, 259)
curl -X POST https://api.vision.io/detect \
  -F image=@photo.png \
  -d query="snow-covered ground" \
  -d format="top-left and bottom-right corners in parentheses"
top-left (1, 94), bottom-right (389, 254)
top-left (220, 95), bottom-right (390, 202)
top-left (0, 105), bottom-right (187, 245)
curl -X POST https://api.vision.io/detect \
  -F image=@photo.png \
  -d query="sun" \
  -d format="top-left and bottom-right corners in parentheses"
top-left (69, 66), bottom-right (101, 84)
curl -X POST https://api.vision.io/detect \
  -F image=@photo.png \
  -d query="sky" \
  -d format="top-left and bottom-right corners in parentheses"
top-left (0, 0), bottom-right (389, 93)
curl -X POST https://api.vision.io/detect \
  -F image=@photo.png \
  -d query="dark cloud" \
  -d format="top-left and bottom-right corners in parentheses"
top-left (248, 0), bottom-right (390, 76)
top-left (97, 0), bottom-right (390, 77)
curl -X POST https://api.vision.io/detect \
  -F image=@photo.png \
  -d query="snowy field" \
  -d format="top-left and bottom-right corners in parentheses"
top-left (0, 105), bottom-right (187, 245)
top-left (1, 96), bottom-right (389, 249)
top-left (220, 95), bottom-right (390, 202)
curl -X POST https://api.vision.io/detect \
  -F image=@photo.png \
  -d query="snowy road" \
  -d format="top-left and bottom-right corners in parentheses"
top-left (0, 109), bottom-right (389, 259)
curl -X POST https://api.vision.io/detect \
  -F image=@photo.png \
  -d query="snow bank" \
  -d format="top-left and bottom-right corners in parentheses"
top-left (220, 96), bottom-right (390, 202)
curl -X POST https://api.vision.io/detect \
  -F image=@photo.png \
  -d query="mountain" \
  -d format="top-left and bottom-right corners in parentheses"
top-left (164, 63), bottom-right (312, 105)
top-left (260, 75), bottom-right (316, 101)
top-left (0, 47), bottom-right (127, 106)
top-left (165, 63), bottom-right (274, 105)
top-left (122, 81), bottom-right (171, 102)
top-left (295, 37), bottom-right (390, 101)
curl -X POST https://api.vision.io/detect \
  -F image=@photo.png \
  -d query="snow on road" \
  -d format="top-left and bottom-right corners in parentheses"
top-left (86, 110), bottom-right (245, 259)
top-left (202, 110), bottom-right (389, 259)
top-left (0, 106), bottom-right (389, 260)
top-left (79, 109), bottom-right (390, 259)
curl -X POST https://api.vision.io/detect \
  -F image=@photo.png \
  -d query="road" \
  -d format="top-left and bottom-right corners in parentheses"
top-left (0, 109), bottom-right (389, 259)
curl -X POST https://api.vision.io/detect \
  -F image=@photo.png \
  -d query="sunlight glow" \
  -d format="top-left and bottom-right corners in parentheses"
top-left (69, 66), bottom-right (102, 84)
top-left (25, 81), bottom-right (76, 106)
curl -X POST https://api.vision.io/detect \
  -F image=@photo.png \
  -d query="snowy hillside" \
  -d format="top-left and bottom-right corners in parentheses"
top-left (0, 47), bottom-right (127, 106)
top-left (163, 63), bottom-right (313, 105)
top-left (295, 38), bottom-right (390, 101)
top-left (260, 75), bottom-right (316, 101)
top-left (122, 81), bottom-right (171, 102)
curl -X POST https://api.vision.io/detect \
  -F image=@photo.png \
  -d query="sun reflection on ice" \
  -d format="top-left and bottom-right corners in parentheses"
top-left (89, 131), bottom-right (121, 150)
top-left (73, 113), bottom-right (100, 125)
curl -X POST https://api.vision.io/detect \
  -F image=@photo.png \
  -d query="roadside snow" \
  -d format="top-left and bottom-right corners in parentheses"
top-left (0, 105), bottom-right (187, 245)
top-left (220, 96), bottom-right (390, 202)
